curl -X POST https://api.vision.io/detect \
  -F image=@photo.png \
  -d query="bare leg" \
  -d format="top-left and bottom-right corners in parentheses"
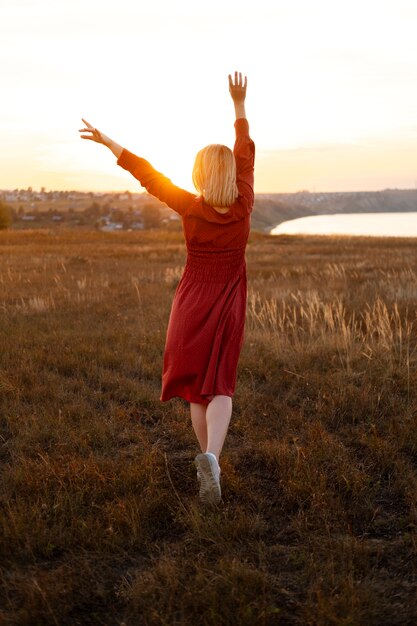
top-left (190, 402), bottom-right (208, 452)
top-left (206, 395), bottom-right (232, 461)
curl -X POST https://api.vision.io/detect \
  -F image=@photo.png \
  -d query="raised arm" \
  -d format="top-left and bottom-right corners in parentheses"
top-left (79, 118), bottom-right (195, 216)
top-left (229, 73), bottom-right (255, 211)
top-left (116, 150), bottom-right (195, 215)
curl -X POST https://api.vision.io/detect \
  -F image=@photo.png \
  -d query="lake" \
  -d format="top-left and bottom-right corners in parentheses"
top-left (270, 212), bottom-right (417, 237)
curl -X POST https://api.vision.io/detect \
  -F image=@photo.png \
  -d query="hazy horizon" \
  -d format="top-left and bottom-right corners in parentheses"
top-left (3, 185), bottom-right (417, 196)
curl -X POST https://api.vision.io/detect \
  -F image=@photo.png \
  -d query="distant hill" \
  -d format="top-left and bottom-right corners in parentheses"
top-left (252, 189), bottom-right (417, 232)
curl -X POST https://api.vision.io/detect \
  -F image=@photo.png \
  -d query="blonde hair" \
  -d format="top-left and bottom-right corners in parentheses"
top-left (192, 144), bottom-right (239, 208)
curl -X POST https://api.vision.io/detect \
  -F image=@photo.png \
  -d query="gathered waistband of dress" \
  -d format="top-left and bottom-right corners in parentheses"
top-left (184, 247), bottom-right (246, 282)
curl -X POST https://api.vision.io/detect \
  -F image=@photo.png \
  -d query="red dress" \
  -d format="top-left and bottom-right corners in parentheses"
top-left (117, 118), bottom-right (255, 405)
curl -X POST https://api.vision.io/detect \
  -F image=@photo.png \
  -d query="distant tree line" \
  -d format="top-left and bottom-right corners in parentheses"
top-left (0, 200), bottom-right (12, 229)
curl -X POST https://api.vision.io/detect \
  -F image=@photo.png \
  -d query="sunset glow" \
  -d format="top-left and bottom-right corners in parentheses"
top-left (1, 0), bottom-right (417, 193)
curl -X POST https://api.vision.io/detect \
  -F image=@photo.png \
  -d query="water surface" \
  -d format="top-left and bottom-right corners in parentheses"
top-left (271, 212), bottom-right (417, 237)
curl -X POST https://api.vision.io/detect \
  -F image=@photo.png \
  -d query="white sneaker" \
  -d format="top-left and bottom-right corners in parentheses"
top-left (194, 453), bottom-right (221, 505)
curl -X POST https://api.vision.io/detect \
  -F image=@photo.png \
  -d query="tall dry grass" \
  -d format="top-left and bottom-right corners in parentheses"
top-left (1, 229), bottom-right (417, 625)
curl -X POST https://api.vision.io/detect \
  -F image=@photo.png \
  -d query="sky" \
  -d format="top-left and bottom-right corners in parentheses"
top-left (1, 0), bottom-right (417, 193)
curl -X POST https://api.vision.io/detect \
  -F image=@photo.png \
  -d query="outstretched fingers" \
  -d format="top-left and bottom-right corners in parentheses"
top-left (228, 70), bottom-right (247, 107)
top-left (78, 119), bottom-right (104, 143)
top-left (79, 118), bottom-right (94, 134)
top-left (229, 71), bottom-right (247, 89)
top-left (232, 71), bottom-right (241, 87)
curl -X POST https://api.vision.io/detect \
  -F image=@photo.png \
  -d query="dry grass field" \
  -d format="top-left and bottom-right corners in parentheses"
top-left (1, 228), bottom-right (417, 625)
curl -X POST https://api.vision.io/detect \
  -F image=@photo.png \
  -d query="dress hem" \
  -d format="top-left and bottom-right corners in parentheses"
top-left (160, 390), bottom-right (234, 405)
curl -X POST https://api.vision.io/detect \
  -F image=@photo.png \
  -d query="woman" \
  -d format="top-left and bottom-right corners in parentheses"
top-left (79, 71), bottom-right (255, 506)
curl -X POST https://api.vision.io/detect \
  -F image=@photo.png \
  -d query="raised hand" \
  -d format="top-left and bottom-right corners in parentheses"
top-left (79, 118), bottom-right (109, 146)
top-left (78, 118), bottom-right (124, 158)
top-left (228, 71), bottom-right (247, 103)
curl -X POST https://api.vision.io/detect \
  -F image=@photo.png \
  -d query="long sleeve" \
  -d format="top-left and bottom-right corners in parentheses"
top-left (117, 149), bottom-right (196, 216)
top-left (233, 118), bottom-right (255, 213)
